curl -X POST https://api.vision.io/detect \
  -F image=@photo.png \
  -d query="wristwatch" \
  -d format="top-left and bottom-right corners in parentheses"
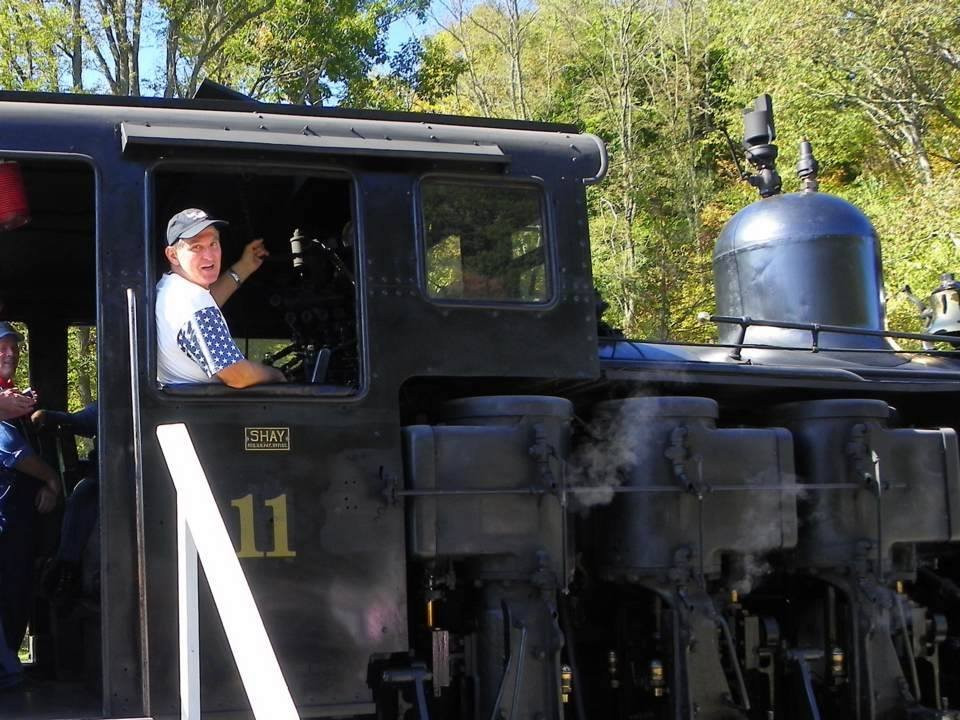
top-left (227, 269), bottom-right (242, 286)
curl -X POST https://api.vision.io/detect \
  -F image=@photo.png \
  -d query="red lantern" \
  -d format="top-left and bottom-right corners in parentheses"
top-left (0, 161), bottom-right (30, 231)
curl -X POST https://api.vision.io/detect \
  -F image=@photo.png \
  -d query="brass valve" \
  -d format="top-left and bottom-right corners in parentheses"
top-left (560, 665), bottom-right (573, 704)
top-left (650, 659), bottom-right (666, 697)
top-left (830, 647), bottom-right (845, 679)
top-left (608, 650), bottom-right (619, 689)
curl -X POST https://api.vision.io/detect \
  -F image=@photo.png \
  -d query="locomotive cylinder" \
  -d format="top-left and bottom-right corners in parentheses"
top-left (403, 396), bottom-right (573, 720)
top-left (588, 396), bottom-right (796, 582)
top-left (403, 395), bottom-right (572, 580)
top-left (771, 399), bottom-right (960, 574)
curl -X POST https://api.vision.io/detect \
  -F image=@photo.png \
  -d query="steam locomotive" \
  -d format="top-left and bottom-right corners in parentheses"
top-left (2, 85), bottom-right (960, 720)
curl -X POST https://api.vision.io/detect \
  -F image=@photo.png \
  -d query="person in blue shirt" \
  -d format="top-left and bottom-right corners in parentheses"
top-left (0, 323), bottom-right (60, 691)
top-left (32, 403), bottom-right (98, 599)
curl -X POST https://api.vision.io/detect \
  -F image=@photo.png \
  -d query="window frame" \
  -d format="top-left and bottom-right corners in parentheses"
top-left (144, 157), bottom-right (367, 399)
top-left (415, 173), bottom-right (556, 309)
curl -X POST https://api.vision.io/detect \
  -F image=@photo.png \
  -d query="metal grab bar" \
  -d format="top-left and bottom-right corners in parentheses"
top-left (126, 288), bottom-right (151, 717)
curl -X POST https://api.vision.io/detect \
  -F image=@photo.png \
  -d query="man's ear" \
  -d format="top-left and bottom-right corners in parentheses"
top-left (165, 244), bottom-right (180, 268)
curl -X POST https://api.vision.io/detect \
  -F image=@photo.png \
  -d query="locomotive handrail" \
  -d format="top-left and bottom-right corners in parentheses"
top-left (603, 336), bottom-right (953, 356)
top-left (698, 312), bottom-right (960, 352)
top-left (581, 133), bottom-right (609, 185)
top-left (156, 423), bottom-right (298, 720)
top-left (391, 482), bottom-right (873, 501)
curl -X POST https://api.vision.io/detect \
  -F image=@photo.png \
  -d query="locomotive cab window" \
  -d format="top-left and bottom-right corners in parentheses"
top-left (153, 167), bottom-right (360, 391)
top-left (421, 179), bottom-right (549, 303)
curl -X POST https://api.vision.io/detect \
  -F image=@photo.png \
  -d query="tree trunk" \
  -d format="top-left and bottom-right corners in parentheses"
top-left (71, 0), bottom-right (82, 90)
top-left (164, 13), bottom-right (180, 97)
top-left (76, 326), bottom-right (94, 408)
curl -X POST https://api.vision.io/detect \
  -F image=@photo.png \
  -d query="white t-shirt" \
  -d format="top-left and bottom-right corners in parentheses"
top-left (156, 272), bottom-right (245, 385)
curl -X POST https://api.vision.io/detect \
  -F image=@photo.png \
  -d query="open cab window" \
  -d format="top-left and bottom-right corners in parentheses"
top-left (153, 167), bottom-right (361, 392)
top-left (421, 178), bottom-right (549, 303)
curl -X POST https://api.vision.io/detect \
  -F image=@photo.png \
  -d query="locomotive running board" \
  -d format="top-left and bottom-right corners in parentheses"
top-left (156, 423), bottom-right (299, 720)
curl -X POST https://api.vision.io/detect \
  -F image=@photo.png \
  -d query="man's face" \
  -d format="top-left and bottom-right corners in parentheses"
top-left (165, 227), bottom-right (222, 288)
top-left (0, 337), bottom-right (20, 382)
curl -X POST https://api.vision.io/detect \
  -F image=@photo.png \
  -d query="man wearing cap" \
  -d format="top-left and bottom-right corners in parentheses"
top-left (0, 323), bottom-right (34, 422)
top-left (0, 323), bottom-right (60, 690)
top-left (156, 208), bottom-right (286, 387)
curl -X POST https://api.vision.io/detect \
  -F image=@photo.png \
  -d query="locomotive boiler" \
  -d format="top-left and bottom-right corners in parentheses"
top-left (3, 85), bottom-right (960, 720)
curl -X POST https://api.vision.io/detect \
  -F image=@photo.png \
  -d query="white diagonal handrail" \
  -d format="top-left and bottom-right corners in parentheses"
top-left (156, 423), bottom-right (299, 720)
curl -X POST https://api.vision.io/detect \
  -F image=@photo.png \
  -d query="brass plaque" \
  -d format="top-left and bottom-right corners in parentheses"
top-left (244, 427), bottom-right (291, 451)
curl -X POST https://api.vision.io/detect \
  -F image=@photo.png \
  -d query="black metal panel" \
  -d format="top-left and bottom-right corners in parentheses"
top-left (361, 169), bottom-right (599, 384)
top-left (140, 400), bottom-right (408, 716)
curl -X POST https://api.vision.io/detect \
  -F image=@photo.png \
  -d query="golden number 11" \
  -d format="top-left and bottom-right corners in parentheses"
top-left (230, 493), bottom-right (297, 559)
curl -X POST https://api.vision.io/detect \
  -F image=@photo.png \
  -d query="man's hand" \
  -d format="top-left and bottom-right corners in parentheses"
top-left (234, 238), bottom-right (270, 280)
top-left (0, 389), bottom-right (36, 421)
top-left (210, 238), bottom-right (270, 307)
top-left (30, 408), bottom-right (47, 427)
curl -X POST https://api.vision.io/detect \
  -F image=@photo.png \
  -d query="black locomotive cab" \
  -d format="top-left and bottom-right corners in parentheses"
top-left (0, 89), bottom-right (605, 720)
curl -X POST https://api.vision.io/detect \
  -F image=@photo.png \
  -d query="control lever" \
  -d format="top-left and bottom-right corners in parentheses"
top-left (310, 348), bottom-right (332, 384)
top-left (784, 649), bottom-right (824, 720)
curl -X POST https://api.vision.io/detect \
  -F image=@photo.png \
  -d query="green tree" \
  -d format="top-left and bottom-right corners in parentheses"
top-left (158, 0), bottom-right (275, 98)
top-left (78, 0), bottom-right (144, 95)
top-left (341, 36), bottom-right (466, 111)
top-left (0, 0), bottom-right (69, 91)
top-left (202, 0), bottom-right (429, 104)
top-left (716, 0), bottom-right (960, 185)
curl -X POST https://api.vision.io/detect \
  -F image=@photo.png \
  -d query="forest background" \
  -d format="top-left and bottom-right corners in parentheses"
top-left (2, 0), bottom-right (959, 410)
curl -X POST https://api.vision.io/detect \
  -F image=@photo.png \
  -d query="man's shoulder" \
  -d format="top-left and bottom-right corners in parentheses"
top-left (157, 273), bottom-right (216, 316)
top-left (157, 272), bottom-right (208, 297)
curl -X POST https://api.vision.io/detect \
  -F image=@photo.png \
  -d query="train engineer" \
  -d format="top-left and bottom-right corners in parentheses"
top-left (156, 208), bottom-right (286, 388)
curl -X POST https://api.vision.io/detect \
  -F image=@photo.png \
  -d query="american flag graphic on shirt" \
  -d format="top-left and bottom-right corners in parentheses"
top-left (177, 306), bottom-right (245, 377)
